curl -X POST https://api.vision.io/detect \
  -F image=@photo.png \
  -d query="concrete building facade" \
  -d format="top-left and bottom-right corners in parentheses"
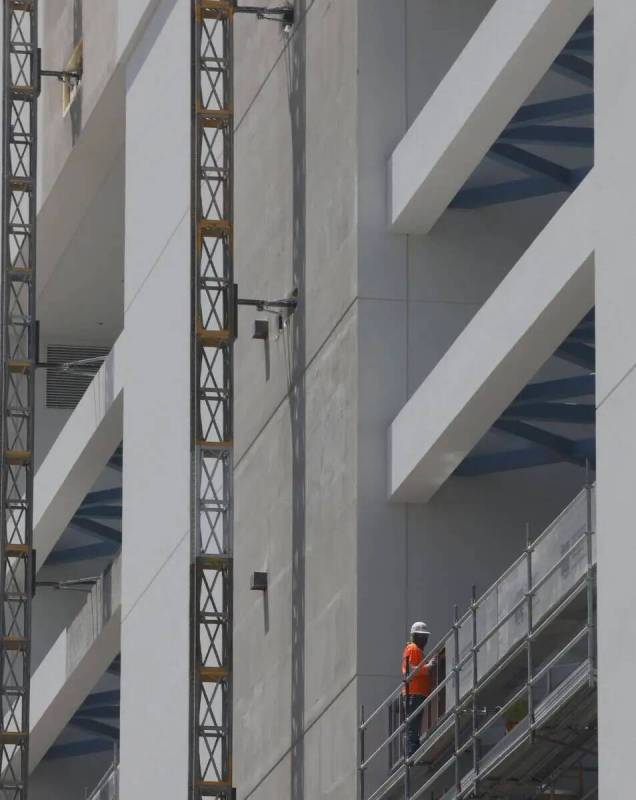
top-left (0, 0), bottom-right (625, 798)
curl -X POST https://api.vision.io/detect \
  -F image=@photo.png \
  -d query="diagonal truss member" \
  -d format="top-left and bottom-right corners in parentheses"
top-left (1, 1), bottom-right (38, 798)
top-left (191, 2), bottom-right (235, 798)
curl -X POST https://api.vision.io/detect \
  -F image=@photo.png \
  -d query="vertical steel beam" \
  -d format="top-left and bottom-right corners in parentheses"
top-left (470, 585), bottom-right (479, 790)
top-left (452, 606), bottom-right (460, 798)
top-left (191, 2), bottom-right (234, 798)
top-left (525, 529), bottom-right (535, 745)
top-left (585, 476), bottom-right (595, 686)
top-left (1, 2), bottom-right (38, 798)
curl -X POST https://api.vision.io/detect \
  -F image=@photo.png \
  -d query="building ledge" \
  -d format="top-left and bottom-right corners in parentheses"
top-left (34, 334), bottom-right (124, 568)
top-left (389, 173), bottom-right (595, 503)
top-left (30, 557), bottom-right (121, 770)
top-left (389, 0), bottom-right (592, 234)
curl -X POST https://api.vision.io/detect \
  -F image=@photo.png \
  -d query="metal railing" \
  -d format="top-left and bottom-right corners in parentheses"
top-left (86, 758), bottom-right (119, 800)
top-left (359, 484), bottom-right (596, 800)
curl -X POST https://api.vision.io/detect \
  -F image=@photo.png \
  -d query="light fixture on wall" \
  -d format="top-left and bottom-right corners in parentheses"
top-left (250, 572), bottom-right (268, 591)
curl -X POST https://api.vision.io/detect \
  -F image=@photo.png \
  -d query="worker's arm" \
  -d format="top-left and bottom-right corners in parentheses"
top-left (401, 647), bottom-right (411, 678)
top-left (403, 646), bottom-right (436, 676)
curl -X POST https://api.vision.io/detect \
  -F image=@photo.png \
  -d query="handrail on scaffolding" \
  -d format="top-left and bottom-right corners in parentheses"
top-left (86, 754), bottom-right (119, 800)
top-left (359, 483), bottom-right (597, 800)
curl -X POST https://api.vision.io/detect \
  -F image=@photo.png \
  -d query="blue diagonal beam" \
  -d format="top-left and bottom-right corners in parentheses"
top-left (69, 516), bottom-right (121, 544)
top-left (493, 419), bottom-right (583, 465)
top-left (77, 706), bottom-right (119, 720)
top-left (513, 375), bottom-right (595, 404)
top-left (451, 166), bottom-right (591, 209)
top-left (573, 316), bottom-right (595, 332)
top-left (489, 143), bottom-right (572, 185)
top-left (556, 341), bottom-right (595, 370)
top-left (80, 690), bottom-right (120, 709)
top-left (107, 443), bottom-right (123, 472)
top-left (502, 402), bottom-right (594, 424)
top-left (552, 54), bottom-right (593, 87)
top-left (107, 655), bottom-right (121, 676)
top-left (75, 505), bottom-right (122, 520)
top-left (107, 455), bottom-right (122, 473)
top-left (574, 15), bottom-right (593, 36)
top-left (82, 487), bottom-right (122, 506)
top-left (45, 542), bottom-right (120, 565)
top-left (69, 717), bottom-right (120, 741)
top-left (567, 326), bottom-right (594, 344)
top-left (508, 94), bottom-right (593, 127)
top-left (499, 125), bottom-right (593, 147)
top-left (455, 438), bottom-right (595, 476)
top-left (44, 739), bottom-right (115, 760)
top-left (564, 36), bottom-right (593, 54)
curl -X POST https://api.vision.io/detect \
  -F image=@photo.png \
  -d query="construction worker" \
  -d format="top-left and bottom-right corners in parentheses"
top-left (402, 621), bottom-right (436, 758)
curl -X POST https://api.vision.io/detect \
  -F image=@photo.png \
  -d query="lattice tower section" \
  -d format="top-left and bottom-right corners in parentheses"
top-left (191, 2), bottom-right (234, 798)
top-left (0, 1), bottom-right (38, 798)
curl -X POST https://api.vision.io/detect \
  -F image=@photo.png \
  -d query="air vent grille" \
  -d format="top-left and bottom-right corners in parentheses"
top-left (46, 344), bottom-right (110, 410)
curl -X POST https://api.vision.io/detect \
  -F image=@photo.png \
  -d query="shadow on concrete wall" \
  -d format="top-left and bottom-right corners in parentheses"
top-left (286, 2), bottom-right (307, 798)
top-left (70, 0), bottom-right (82, 143)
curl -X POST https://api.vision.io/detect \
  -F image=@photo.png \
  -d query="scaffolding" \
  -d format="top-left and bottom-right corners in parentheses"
top-left (0, 2), bottom-right (38, 798)
top-left (191, 2), bottom-right (235, 798)
top-left (359, 486), bottom-right (597, 800)
top-left (86, 758), bottom-right (119, 800)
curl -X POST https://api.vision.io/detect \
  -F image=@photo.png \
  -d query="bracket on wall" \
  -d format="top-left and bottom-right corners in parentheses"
top-left (35, 49), bottom-right (82, 95)
top-left (235, 4), bottom-right (294, 27)
top-left (237, 288), bottom-right (298, 335)
top-left (237, 294), bottom-right (298, 313)
top-left (36, 576), bottom-right (100, 592)
top-left (39, 68), bottom-right (81, 83)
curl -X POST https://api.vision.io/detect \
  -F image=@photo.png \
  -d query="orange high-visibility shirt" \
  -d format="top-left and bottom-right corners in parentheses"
top-left (402, 642), bottom-right (433, 696)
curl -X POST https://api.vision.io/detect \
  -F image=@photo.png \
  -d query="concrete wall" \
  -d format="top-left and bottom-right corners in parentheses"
top-left (39, 0), bottom-right (161, 202)
top-left (596, 1), bottom-right (636, 795)
top-left (232, 1), bottom-right (589, 797)
top-left (233, 1), bottom-right (358, 797)
top-left (119, 1), bottom-right (190, 798)
top-left (40, 0), bottom-right (117, 199)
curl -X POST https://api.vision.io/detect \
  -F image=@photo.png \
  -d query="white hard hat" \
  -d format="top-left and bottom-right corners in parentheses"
top-left (410, 621), bottom-right (430, 636)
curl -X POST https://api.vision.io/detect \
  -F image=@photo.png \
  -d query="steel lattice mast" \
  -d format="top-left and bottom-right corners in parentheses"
top-left (191, 1), bottom-right (235, 797)
top-left (0, 1), bottom-right (38, 798)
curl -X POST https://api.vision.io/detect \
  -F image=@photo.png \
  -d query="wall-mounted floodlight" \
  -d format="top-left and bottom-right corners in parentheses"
top-left (253, 319), bottom-right (269, 340)
top-left (250, 572), bottom-right (268, 591)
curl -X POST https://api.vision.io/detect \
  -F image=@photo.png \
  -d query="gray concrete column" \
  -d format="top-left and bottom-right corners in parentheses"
top-left (119, 1), bottom-right (191, 797)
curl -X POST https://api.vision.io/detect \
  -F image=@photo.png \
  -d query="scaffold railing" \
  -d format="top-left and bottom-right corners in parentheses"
top-left (86, 757), bottom-right (119, 800)
top-left (359, 485), bottom-right (597, 800)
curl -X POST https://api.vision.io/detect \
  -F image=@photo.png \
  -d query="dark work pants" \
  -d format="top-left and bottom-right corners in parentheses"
top-left (405, 694), bottom-right (425, 758)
